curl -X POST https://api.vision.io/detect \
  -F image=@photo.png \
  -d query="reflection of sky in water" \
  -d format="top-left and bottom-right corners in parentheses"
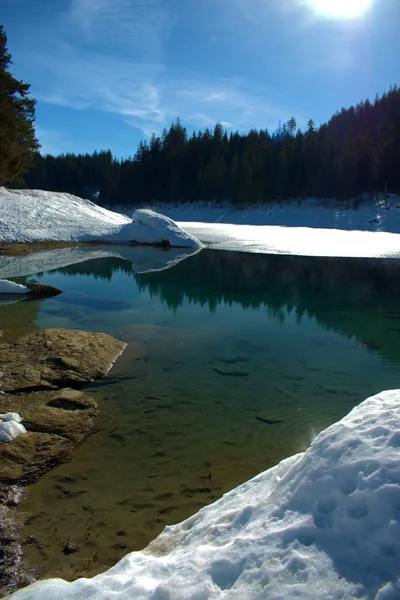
top-left (16, 249), bottom-right (400, 580)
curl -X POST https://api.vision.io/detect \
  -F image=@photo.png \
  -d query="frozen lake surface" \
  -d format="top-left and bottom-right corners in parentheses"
top-left (180, 222), bottom-right (400, 258)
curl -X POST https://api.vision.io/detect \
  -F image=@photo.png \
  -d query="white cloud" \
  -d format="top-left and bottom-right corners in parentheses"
top-left (27, 0), bottom-right (302, 150)
top-left (67, 0), bottom-right (175, 58)
top-left (35, 44), bottom-right (295, 138)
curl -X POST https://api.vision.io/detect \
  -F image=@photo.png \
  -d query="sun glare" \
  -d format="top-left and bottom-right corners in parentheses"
top-left (308, 0), bottom-right (373, 19)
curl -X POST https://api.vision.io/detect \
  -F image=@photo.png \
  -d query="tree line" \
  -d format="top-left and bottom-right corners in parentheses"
top-left (23, 86), bottom-right (400, 207)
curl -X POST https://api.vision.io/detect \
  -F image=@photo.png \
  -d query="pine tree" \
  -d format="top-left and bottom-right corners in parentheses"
top-left (287, 117), bottom-right (297, 137)
top-left (0, 25), bottom-right (39, 183)
top-left (305, 119), bottom-right (316, 137)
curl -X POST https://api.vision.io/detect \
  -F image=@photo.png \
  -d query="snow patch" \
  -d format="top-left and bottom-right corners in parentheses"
top-left (10, 390), bottom-right (400, 599)
top-left (0, 413), bottom-right (27, 443)
top-left (142, 196), bottom-right (400, 233)
top-left (103, 209), bottom-right (201, 247)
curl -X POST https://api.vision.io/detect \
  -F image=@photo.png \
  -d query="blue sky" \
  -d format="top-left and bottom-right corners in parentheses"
top-left (2, 0), bottom-right (399, 157)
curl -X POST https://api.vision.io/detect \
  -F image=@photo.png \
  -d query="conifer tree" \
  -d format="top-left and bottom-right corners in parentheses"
top-left (287, 117), bottom-right (297, 137)
top-left (0, 25), bottom-right (39, 182)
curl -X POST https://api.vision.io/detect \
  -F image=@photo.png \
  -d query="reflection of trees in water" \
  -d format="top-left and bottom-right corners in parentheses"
top-left (48, 249), bottom-right (400, 362)
top-left (50, 258), bottom-right (135, 281)
top-left (135, 251), bottom-right (400, 362)
top-left (135, 250), bottom-right (400, 312)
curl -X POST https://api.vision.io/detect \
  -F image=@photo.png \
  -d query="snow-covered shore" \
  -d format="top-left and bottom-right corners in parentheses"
top-left (145, 196), bottom-right (400, 233)
top-left (11, 390), bottom-right (400, 599)
top-left (0, 189), bottom-right (201, 248)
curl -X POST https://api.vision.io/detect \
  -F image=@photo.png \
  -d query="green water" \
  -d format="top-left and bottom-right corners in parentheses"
top-left (8, 249), bottom-right (400, 580)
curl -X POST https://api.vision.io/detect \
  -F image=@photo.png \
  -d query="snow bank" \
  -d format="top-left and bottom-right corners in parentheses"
top-left (105, 209), bottom-right (201, 247)
top-left (0, 189), bottom-right (201, 248)
top-left (0, 280), bottom-right (29, 294)
top-left (0, 413), bottom-right (27, 443)
top-left (11, 390), bottom-right (400, 599)
top-left (0, 188), bottom-right (128, 242)
top-left (147, 196), bottom-right (400, 233)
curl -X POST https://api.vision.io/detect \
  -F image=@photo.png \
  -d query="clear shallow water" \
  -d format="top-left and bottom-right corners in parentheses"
top-left (5, 248), bottom-right (400, 581)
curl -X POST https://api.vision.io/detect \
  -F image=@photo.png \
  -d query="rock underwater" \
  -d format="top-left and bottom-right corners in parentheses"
top-left (0, 329), bottom-right (126, 484)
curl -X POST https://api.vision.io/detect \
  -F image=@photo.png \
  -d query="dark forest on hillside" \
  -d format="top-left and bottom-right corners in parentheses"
top-left (22, 86), bottom-right (400, 207)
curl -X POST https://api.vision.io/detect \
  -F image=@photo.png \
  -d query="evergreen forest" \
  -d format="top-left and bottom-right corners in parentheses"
top-left (21, 85), bottom-right (400, 207)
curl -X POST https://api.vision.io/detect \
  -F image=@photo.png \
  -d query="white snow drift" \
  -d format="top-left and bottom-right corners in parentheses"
top-left (0, 188), bottom-right (201, 248)
top-left (105, 208), bottom-right (201, 247)
top-left (0, 413), bottom-right (27, 443)
top-left (11, 389), bottom-right (400, 599)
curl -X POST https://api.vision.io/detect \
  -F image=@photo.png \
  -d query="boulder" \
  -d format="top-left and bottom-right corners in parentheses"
top-left (0, 329), bottom-right (126, 483)
top-left (0, 388), bottom-right (98, 484)
top-left (25, 283), bottom-right (62, 298)
top-left (1, 329), bottom-right (127, 392)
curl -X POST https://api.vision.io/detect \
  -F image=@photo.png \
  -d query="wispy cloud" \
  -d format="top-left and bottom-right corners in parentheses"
top-left (35, 44), bottom-right (296, 138)
top-left (27, 0), bottom-right (302, 151)
top-left (67, 0), bottom-right (175, 58)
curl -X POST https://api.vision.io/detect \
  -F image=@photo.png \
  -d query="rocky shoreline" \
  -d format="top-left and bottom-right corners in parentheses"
top-left (0, 242), bottom-right (90, 257)
top-left (0, 325), bottom-right (126, 596)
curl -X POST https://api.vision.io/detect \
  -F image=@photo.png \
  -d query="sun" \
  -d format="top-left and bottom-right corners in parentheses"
top-left (307, 0), bottom-right (373, 19)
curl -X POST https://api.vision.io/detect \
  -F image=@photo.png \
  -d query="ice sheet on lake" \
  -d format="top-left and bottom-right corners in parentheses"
top-left (11, 389), bottom-right (400, 599)
top-left (181, 223), bottom-right (400, 258)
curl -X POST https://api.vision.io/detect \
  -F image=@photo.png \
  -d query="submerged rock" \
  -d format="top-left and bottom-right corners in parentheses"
top-left (0, 327), bottom-right (127, 594)
top-left (0, 388), bottom-right (98, 484)
top-left (62, 542), bottom-right (79, 555)
top-left (1, 329), bottom-right (127, 392)
top-left (25, 283), bottom-right (62, 299)
top-left (0, 329), bottom-right (126, 484)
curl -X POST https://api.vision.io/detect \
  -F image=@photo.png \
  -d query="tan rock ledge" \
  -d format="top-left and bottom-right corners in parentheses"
top-left (0, 329), bottom-right (127, 484)
top-left (1, 329), bottom-right (127, 392)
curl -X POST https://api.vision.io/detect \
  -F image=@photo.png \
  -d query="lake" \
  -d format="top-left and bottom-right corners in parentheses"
top-left (2, 244), bottom-right (400, 582)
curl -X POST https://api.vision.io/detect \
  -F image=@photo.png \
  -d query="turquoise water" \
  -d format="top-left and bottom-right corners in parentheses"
top-left (10, 248), bottom-right (400, 580)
